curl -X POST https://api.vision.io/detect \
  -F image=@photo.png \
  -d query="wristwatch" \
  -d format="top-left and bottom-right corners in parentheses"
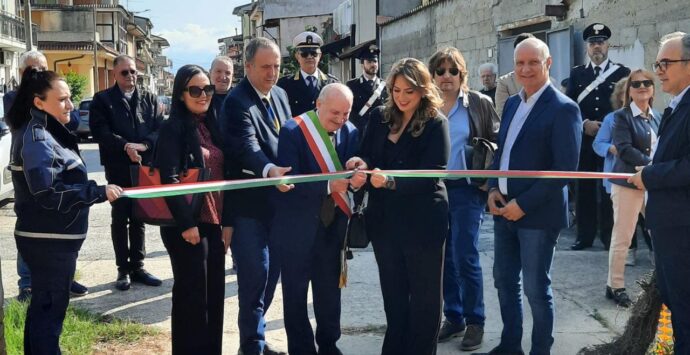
top-left (385, 176), bottom-right (395, 190)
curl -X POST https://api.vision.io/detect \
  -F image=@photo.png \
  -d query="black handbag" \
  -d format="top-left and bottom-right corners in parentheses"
top-left (346, 191), bottom-right (369, 249)
top-left (465, 136), bottom-right (498, 186)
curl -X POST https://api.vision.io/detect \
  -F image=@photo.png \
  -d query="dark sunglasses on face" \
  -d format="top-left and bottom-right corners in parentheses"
top-left (630, 80), bottom-right (654, 89)
top-left (299, 50), bottom-right (319, 58)
top-left (120, 69), bottom-right (137, 77)
top-left (435, 67), bottom-right (460, 76)
top-left (184, 85), bottom-right (215, 98)
top-left (652, 59), bottom-right (690, 72)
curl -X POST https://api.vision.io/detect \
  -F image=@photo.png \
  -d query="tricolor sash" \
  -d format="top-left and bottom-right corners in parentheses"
top-left (294, 111), bottom-right (352, 217)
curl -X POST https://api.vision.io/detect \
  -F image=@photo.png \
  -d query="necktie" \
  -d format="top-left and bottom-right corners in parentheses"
top-left (262, 98), bottom-right (279, 130)
top-left (307, 76), bottom-right (318, 96)
top-left (594, 66), bottom-right (601, 77)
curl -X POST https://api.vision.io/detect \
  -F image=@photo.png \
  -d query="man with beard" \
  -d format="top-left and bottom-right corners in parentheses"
top-left (278, 31), bottom-right (339, 116)
top-left (566, 23), bottom-right (630, 251)
top-left (346, 44), bottom-right (388, 135)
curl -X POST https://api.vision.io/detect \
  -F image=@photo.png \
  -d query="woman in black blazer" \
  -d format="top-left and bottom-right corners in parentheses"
top-left (607, 69), bottom-right (659, 307)
top-left (357, 58), bottom-right (450, 355)
top-left (154, 64), bottom-right (230, 354)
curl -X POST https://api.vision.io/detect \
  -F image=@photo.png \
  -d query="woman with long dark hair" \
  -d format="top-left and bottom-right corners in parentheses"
top-left (356, 58), bottom-right (450, 355)
top-left (154, 64), bottom-right (229, 354)
top-left (7, 69), bottom-right (121, 353)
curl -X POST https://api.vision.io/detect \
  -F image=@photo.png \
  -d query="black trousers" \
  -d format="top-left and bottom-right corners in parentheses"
top-left (576, 175), bottom-right (613, 247)
top-left (371, 236), bottom-right (444, 355)
top-left (161, 223), bottom-right (226, 355)
top-left (652, 226), bottom-right (690, 355)
top-left (111, 197), bottom-right (146, 272)
top-left (16, 237), bottom-right (83, 355)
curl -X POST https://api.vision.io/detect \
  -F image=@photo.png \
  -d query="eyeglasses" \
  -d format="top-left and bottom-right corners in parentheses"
top-left (184, 85), bottom-right (215, 98)
top-left (120, 69), bottom-right (137, 77)
top-left (652, 59), bottom-right (690, 72)
top-left (434, 67), bottom-right (460, 76)
top-left (630, 80), bottom-right (654, 89)
top-left (299, 50), bottom-right (320, 58)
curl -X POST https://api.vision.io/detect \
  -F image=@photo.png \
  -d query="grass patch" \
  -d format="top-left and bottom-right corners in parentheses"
top-left (4, 300), bottom-right (158, 355)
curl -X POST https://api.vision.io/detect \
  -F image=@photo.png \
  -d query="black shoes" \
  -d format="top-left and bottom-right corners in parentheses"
top-left (606, 286), bottom-right (632, 308)
top-left (570, 241), bottom-right (592, 250)
top-left (130, 268), bottom-right (163, 287)
top-left (70, 280), bottom-right (89, 297)
top-left (115, 271), bottom-right (131, 291)
top-left (462, 324), bottom-right (484, 351)
top-left (438, 319), bottom-right (466, 342)
top-left (17, 287), bottom-right (32, 302)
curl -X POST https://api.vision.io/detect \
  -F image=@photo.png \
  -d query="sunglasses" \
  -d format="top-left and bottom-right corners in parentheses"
top-left (630, 80), bottom-right (654, 89)
top-left (184, 85), bottom-right (215, 98)
top-left (299, 50), bottom-right (320, 58)
top-left (435, 67), bottom-right (460, 76)
top-left (120, 69), bottom-right (137, 77)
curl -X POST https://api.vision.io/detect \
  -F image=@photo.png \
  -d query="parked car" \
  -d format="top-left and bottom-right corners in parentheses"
top-left (76, 97), bottom-right (92, 140)
top-left (0, 93), bottom-right (15, 202)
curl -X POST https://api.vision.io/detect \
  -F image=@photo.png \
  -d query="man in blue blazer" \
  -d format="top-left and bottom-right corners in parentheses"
top-left (486, 38), bottom-right (582, 355)
top-left (629, 32), bottom-right (690, 355)
top-left (272, 83), bottom-right (365, 355)
top-left (221, 37), bottom-right (293, 355)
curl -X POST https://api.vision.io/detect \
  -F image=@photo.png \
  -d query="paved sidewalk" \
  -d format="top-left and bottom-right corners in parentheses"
top-left (0, 143), bottom-right (653, 354)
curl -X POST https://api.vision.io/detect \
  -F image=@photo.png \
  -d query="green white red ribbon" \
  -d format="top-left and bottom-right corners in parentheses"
top-left (121, 170), bottom-right (633, 199)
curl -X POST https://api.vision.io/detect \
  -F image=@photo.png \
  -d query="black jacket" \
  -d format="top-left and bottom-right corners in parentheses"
top-left (642, 89), bottom-right (690, 228)
top-left (89, 85), bottom-right (163, 183)
top-left (277, 70), bottom-right (339, 116)
top-left (346, 75), bottom-right (388, 134)
top-left (359, 107), bottom-right (450, 248)
top-left (154, 109), bottom-right (228, 230)
top-left (611, 106), bottom-right (659, 188)
top-left (10, 109), bottom-right (107, 241)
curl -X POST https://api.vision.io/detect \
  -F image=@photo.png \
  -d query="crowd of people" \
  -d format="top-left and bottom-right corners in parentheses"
top-left (3, 21), bottom-right (690, 355)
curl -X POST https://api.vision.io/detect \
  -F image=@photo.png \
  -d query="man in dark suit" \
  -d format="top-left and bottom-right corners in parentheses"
top-left (487, 38), bottom-right (582, 355)
top-left (221, 37), bottom-right (292, 355)
top-left (566, 23), bottom-right (630, 250)
top-left (277, 31), bottom-right (339, 116)
top-left (89, 54), bottom-right (163, 291)
top-left (628, 32), bottom-right (690, 355)
top-left (346, 44), bottom-right (388, 135)
top-left (272, 83), bottom-right (364, 355)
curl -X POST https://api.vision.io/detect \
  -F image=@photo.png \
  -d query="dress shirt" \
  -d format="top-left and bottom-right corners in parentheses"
top-left (446, 90), bottom-right (471, 184)
top-left (499, 80), bottom-right (551, 195)
top-left (588, 58), bottom-right (610, 76)
top-left (249, 81), bottom-right (279, 178)
top-left (301, 69), bottom-right (319, 87)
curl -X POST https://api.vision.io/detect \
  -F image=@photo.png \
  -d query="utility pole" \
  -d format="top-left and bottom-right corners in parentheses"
top-left (23, 0), bottom-right (32, 51)
top-left (93, 1), bottom-right (99, 92)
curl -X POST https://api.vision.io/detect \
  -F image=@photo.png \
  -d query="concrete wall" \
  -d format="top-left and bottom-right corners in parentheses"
top-left (264, 0), bottom-right (343, 20)
top-left (380, 0), bottom-right (690, 108)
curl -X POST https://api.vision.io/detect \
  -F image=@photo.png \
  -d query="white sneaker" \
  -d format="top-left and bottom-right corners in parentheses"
top-left (625, 248), bottom-right (637, 266)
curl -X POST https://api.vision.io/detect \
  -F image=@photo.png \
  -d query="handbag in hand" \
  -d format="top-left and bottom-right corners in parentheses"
top-left (129, 165), bottom-right (210, 226)
top-left (346, 191), bottom-right (369, 248)
top-left (465, 136), bottom-right (498, 187)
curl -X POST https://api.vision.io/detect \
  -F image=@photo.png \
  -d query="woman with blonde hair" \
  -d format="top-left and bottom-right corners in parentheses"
top-left (354, 57), bottom-right (450, 355)
top-left (607, 69), bottom-right (659, 307)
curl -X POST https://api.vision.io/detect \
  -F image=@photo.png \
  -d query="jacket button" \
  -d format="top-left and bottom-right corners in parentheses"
top-left (595, 97), bottom-right (600, 100)
top-left (595, 108), bottom-right (599, 111)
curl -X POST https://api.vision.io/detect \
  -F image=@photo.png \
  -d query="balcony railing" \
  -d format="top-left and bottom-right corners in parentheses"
top-left (0, 11), bottom-right (27, 44)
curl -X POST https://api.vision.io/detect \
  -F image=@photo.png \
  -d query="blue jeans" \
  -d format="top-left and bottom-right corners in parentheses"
top-left (443, 185), bottom-right (486, 326)
top-left (493, 217), bottom-right (559, 355)
top-left (17, 252), bottom-right (32, 289)
top-left (231, 216), bottom-right (281, 355)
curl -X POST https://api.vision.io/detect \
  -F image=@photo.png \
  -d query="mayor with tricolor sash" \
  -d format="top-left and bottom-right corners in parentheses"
top-left (271, 83), bottom-right (365, 355)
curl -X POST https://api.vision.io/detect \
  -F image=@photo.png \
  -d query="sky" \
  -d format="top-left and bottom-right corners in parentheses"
top-left (125, 0), bottom-right (247, 74)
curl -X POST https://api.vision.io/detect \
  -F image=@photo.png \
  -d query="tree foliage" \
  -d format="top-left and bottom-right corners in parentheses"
top-left (63, 71), bottom-right (89, 105)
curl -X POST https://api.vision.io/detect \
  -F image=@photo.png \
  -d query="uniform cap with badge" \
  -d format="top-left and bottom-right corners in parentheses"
top-left (294, 31), bottom-right (323, 57)
top-left (357, 44), bottom-right (380, 63)
top-left (583, 23), bottom-right (611, 43)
